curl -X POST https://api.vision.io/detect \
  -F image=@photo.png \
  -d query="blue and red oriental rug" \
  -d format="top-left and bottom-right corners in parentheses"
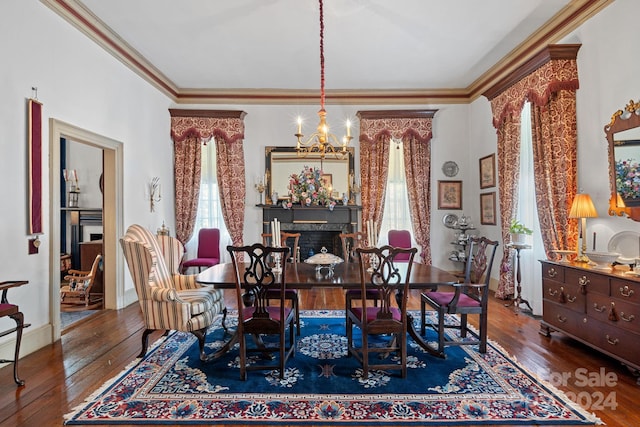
top-left (65, 310), bottom-right (599, 425)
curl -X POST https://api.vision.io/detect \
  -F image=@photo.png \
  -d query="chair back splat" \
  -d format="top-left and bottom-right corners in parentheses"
top-left (227, 243), bottom-right (295, 380)
top-left (346, 245), bottom-right (417, 379)
top-left (420, 236), bottom-right (499, 355)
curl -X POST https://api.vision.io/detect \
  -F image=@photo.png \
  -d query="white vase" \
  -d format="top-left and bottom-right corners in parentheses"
top-left (271, 192), bottom-right (278, 205)
top-left (510, 233), bottom-right (527, 244)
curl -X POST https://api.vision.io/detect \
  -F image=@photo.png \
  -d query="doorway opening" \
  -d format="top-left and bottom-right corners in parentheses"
top-left (49, 119), bottom-right (125, 341)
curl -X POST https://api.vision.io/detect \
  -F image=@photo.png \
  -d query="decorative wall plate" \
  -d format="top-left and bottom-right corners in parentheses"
top-left (442, 161), bottom-right (459, 177)
top-left (443, 213), bottom-right (458, 228)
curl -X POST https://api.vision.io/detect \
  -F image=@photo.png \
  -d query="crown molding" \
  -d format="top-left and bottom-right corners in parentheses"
top-left (41, 0), bottom-right (613, 105)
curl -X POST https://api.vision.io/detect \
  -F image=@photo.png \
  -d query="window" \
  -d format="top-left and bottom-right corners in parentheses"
top-left (379, 139), bottom-right (414, 245)
top-left (185, 141), bottom-right (230, 262)
top-left (516, 102), bottom-right (544, 315)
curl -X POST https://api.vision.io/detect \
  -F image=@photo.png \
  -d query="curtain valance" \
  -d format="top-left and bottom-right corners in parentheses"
top-left (169, 109), bottom-right (246, 144)
top-left (489, 56), bottom-right (579, 129)
top-left (358, 110), bottom-right (436, 144)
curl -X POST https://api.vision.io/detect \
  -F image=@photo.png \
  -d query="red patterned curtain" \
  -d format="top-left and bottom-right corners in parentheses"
top-left (487, 45), bottom-right (580, 299)
top-left (358, 111), bottom-right (436, 263)
top-left (170, 110), bottom-right (247, 246)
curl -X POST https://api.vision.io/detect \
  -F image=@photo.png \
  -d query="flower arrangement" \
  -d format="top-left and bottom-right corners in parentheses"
top-left (509, 219), bottom-right (533, 235)
top-left (615, 158), bottom-right (640, 200)
top-left (289, 166), bottom-right (334, 207)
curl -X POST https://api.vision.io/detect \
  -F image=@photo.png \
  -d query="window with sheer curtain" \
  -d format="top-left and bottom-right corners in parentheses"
top-left (379, 139), bottom-right (414, 245)
top-left (516, 102), bottom-right (544, 315)
top-left (185, 142), bottom-right (230, 262)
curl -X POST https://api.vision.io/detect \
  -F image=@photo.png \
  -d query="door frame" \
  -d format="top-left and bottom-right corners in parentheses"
top-left (49, 119), bottom-right (125, 340)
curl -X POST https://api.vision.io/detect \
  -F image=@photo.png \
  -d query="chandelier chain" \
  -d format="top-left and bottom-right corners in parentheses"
top-left (319, 0), bottom-right (325, 111)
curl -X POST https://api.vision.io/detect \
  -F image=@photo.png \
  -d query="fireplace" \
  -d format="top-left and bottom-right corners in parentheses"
top-left (262, 205), bottom-right (361, 261)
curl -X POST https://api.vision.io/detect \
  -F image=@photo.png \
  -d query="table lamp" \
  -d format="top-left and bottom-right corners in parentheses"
top-left (569, 193), bottom-right (598, 263)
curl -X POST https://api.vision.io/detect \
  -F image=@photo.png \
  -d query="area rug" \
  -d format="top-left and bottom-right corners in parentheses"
top-left (65, 310), bottom-right (599, 425)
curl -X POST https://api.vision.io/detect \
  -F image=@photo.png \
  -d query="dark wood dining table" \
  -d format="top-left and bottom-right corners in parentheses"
top-left (197, 261), bottom-right (457, 359)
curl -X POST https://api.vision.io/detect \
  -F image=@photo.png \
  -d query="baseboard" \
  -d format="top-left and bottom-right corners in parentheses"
top-left (0, 322), bottom-right (53, 367)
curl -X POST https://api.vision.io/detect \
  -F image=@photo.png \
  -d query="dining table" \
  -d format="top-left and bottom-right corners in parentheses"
top-left (196, 261), bottom-right (457, 360)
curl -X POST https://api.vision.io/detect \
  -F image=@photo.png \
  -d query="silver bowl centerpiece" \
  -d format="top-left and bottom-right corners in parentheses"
top-left (305, 247), bottom-right (344, 275)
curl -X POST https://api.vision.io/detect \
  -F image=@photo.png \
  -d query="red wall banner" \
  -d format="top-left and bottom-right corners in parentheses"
top-left (28, 98), bottom-right (43, 235)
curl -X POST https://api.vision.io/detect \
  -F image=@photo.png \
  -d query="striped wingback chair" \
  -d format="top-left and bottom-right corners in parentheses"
top-left (120, 224), bottom-right (226, 360)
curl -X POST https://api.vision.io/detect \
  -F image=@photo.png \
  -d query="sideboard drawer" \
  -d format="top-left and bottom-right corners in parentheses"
top-left (542, 300), bottom-right (587, 339)
top-left (584, 317), bottom-right (640, 369)
top-left (565, 269), bottom-right (609, 295)
top-left (543, 280), bottom-right (585, 313)
top-left (587, 293), bottom-right (640, 335)
top-left (541, 262), bottom-right (564, 282)
top-left (610, 278), bottom-right (639, 303)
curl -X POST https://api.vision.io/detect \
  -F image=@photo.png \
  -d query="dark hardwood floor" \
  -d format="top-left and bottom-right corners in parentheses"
top-left (0, 288), bottom-right (637, 426)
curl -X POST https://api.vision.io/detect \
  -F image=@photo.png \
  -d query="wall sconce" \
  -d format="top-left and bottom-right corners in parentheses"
top-left (149, 177), bottom-right (161, 212)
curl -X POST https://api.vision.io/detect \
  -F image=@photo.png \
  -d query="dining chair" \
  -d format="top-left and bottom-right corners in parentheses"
top-left (340, 231), bottom-right (379, 308)
top-left (181, 228), bottom-right (221, 273)
top-left (120, 224), bottom-right (226, 360)
top-left (262, 231), bottom-right (301, 334)
top-left (60, 253), bottom-right (102, 310)
top-left (227, 243), bottom-right (295, 380)
top-left (346, 245), bottom-right (417, 378)
top-left (388, 229), bottom-right (412, 261)
top-left (0, 280), bottom-right (29, 386)
top-left (420, 236), bottom-right (498, 355)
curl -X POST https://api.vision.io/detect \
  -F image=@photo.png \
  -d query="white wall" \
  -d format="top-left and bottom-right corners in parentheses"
top-left (0, 0), bottom-right (174, 357)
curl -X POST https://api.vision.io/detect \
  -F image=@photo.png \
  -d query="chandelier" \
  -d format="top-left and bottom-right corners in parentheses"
top-left (295, 0), bottom-right (352, 159)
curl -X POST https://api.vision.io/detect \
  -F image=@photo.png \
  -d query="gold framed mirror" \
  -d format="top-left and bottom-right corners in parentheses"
top-left (605, 99), bottom-right (640, 221)
top-left (265, 146), bottom-right (355, 203)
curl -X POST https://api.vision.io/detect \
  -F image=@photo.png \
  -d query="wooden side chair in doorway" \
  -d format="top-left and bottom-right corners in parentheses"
top-left (60, 254), bottom-right (103, 310)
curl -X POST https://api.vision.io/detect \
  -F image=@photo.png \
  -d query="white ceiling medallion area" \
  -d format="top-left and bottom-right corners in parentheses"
top-left (42, 0), bottom-right (612, 104)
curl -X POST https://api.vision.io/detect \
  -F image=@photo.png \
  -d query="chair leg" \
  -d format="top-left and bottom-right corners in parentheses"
top-left (437, 309), bottom-right (446, 355)
top-left (460, 314), bottom-right (468, 338)
top-left (10, 311), bottom-right (25, 386)
top-left (420, 297), bottom-right (426, 335)
top-left (479, 312), bottom-right (488, 353)
top-left (221, 307), bottom-right (228, 333)
top-left (139, 328), bottom-right (154, 358)
top-left (191, 328), bottom-right (209, 361)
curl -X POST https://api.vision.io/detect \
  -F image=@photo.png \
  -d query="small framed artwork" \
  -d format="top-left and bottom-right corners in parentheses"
top-left (479, 153), bottom-right (496, 189)
top-left (437, 180), bottom-right (462, 210)
top-left (480, 192), bottom-right (497, 225)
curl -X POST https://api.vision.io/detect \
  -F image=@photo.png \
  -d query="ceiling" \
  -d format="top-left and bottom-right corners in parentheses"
top-left (44, 0), bottom-right (612, 104)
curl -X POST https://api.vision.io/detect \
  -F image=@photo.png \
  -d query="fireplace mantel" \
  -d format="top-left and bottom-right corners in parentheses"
top-left (260, 204), bottom-right (361, 260)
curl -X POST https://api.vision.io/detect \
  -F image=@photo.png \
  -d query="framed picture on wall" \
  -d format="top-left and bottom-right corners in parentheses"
top-left (479, 153), bottom-right (496, 189)
top-left (437, 180), bottom-right (462, 210)
top-left (480, 192), bottom-right (497, 225)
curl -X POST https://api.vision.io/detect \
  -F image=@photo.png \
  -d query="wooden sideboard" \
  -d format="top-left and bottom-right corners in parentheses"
top-left (540, 260), bottom-right (639, 376)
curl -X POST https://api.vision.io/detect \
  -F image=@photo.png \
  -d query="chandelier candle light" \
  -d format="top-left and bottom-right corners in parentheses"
top-left (295, 0), bottom-right (352, 160)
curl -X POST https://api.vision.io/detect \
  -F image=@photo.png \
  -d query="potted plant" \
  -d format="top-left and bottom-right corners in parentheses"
top-left (509, 219), bottom-right (532, 244)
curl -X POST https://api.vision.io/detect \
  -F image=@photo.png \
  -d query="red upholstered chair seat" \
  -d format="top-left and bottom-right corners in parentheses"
top-left (349, 306), bottom-right (402, 322)
top-left (181, 228), bottom-right (221, 273)
top-left (425, 292), bottom-right (481, 308)
top-left (241, 306), bottom-right (292, 322)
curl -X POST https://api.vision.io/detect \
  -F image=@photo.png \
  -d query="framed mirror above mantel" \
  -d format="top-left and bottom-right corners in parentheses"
top-left (264, 146), bottom-right (355, 204)
top-left (605, 99), bottom-right (640, 221)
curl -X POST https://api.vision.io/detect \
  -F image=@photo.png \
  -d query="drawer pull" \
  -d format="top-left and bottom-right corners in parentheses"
top-left (593, 303), bottom-right (606, 313)
top-left (619, 285), bottom-right (635, 298)
top-left (548, 288), bottom-right (558, 297)
top-left (566, 295), bottom-right (577, 303)
top-left (547, 267), bottom-right (557, 278)
top-left (605, 335), bottom-right (619, 345)
top-left (620, 312), bottom-right (635, 322)
top-left (556, 315), bottom-right (567, 323)
top-left (578, 276), bottom-right (590, 287)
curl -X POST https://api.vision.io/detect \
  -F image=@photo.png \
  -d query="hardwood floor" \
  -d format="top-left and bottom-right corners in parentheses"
top-left (0, 288), bottom-right (637, 426)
